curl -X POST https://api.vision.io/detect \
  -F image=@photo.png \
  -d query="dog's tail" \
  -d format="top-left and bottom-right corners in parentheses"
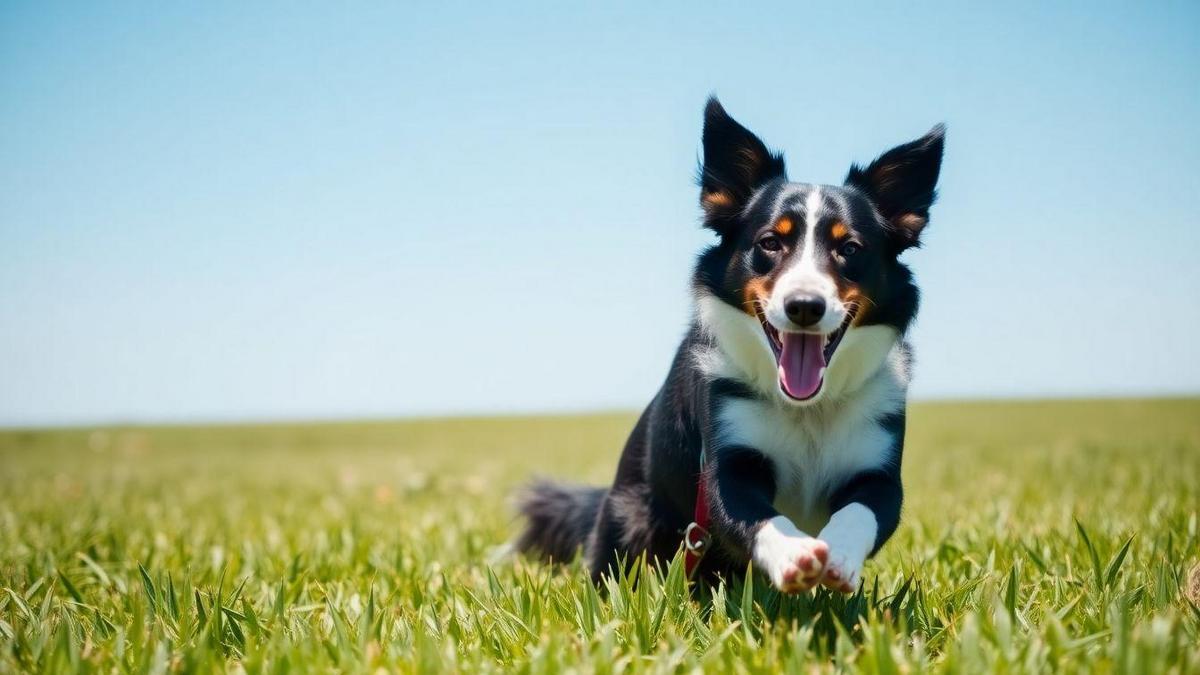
top-left (515, 480), bottom-right (607, 563)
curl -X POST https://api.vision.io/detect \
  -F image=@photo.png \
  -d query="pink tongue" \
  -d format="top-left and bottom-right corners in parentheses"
top-left (779, 333), bottom-right (826, 399)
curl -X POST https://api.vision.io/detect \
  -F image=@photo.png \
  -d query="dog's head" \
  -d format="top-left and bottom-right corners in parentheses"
top-left (694, 98), bottom-right (944, 405)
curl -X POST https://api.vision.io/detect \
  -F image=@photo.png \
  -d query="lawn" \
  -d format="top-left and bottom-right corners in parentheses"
top-left (1, 399), bottom-right (1198, 673)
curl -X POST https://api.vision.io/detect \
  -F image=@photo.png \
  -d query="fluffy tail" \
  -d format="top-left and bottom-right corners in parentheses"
top-left (515, 481), bottom-right (607, 563)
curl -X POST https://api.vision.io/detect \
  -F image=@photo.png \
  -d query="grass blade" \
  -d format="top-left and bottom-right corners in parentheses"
top-left (1104, 535), bottom-right (1135, 590)
top-left (1074, 520), bottom-right (1104, 589)
top-left (57, 571), bottom-right (83, 604)
top-left (138, 563), bottom-right (157, 615)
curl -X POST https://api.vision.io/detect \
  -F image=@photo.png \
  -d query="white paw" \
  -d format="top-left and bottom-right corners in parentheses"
top-left (753, 516), bottom-right (829, 593)
top-left (816, 503), bottom-right (877, 594)
top-left (819, 549), bottom-right (863, 593)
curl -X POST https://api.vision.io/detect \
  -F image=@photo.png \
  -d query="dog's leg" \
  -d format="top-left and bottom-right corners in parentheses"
top-left (708, 447), bottom-right (828, 593)
top-left (818, 469), bottom-right (902, 593)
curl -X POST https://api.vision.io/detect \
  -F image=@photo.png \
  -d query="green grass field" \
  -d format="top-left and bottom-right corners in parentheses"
top-left (1, 399), bottom-right (1198, 673)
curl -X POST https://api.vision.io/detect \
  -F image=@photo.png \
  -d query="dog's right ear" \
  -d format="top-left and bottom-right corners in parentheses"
top-left (699, 97), bottom-right (785, 234)
top-left (845, 125), bottom-right (945, 252)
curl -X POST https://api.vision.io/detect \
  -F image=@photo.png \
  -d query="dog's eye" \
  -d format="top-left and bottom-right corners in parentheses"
top-left (839, 241), bottom-right (861, 257)
top-left (757, 235), bottom-right (782, 252)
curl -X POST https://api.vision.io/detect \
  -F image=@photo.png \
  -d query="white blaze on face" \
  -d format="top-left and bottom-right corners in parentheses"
top-left (764, 187), bottom-right (848, 334)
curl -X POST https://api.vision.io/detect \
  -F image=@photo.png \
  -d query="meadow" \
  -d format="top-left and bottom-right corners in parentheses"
top-left (1, 398), bottom-right (1198, 673)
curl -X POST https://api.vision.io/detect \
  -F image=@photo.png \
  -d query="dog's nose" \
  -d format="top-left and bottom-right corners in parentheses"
top-left (784, 294), bottom-right (826, 327)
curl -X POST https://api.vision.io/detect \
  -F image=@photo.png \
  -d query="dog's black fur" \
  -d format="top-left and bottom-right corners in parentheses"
top-left (517, 98), bottom-right (944, 592)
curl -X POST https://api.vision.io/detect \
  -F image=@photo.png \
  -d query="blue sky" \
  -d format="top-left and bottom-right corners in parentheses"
top-left (2, 2), bottom-right (1198, 426)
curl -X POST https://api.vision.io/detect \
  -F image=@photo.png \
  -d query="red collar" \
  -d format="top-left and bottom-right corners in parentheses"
top-left (683, 454), bottom-right (712, 578)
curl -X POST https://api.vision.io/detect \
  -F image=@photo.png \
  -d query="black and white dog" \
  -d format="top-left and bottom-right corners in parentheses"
top-left (517, 98), bottom-right (943, 594)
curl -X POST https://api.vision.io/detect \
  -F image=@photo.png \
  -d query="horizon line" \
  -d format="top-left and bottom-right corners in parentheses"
top-left (1, 391), bottom-right (1197, 433)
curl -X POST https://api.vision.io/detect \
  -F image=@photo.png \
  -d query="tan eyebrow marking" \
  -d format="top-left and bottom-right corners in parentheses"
top-left (830, 221), bottom-right (849, 239)
top-left (774, 216), bottom-right (794, 235)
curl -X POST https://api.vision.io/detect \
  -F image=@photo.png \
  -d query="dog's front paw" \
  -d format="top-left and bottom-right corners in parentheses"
top-left (753, 517), bottom-right (829, 593)
top-left (819, 549), bottom-right (863, 594)
top-left (772, 537), bottom-right (830, 593)
top-left (816, 503), bottom-right (878, 594)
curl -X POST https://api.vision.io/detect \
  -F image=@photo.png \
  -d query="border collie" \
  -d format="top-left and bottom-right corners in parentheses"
top-left (516, 98), bottom-right (944, 594)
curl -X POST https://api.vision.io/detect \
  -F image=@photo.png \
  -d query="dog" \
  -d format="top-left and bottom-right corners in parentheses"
top-left (516, 97), bottom-right (944, 594)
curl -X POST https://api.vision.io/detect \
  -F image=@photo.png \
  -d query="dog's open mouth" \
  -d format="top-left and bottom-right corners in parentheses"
top-left (755, 307), bottom-right (855, 401)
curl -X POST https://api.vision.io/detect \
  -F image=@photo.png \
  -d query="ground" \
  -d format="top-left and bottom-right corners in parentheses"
top-left (1, 398), bottom-right (1198, 673)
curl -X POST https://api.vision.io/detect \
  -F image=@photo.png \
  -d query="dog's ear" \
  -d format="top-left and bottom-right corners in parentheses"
top-left (845, 124), bottom-right (945, 252)
top-left (699, 97), bottom-right (785, 234)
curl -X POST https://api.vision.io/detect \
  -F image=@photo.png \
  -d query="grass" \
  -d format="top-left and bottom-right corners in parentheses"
top-left (1, 398), bottom-right (1198, 673)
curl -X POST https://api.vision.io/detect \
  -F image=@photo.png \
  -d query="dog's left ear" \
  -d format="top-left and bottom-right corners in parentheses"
top-left (845, 124), bottom-right (945, 251)
top-left (699, 97), bottom-right (786, 235)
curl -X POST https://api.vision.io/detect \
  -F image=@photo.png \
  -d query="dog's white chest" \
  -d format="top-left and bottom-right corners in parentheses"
top-left (714, 370), bottom-right (903, 535)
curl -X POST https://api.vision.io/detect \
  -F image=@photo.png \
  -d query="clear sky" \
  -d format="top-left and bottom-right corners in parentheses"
top-left (2, 2), bottom-right (1198, 426)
